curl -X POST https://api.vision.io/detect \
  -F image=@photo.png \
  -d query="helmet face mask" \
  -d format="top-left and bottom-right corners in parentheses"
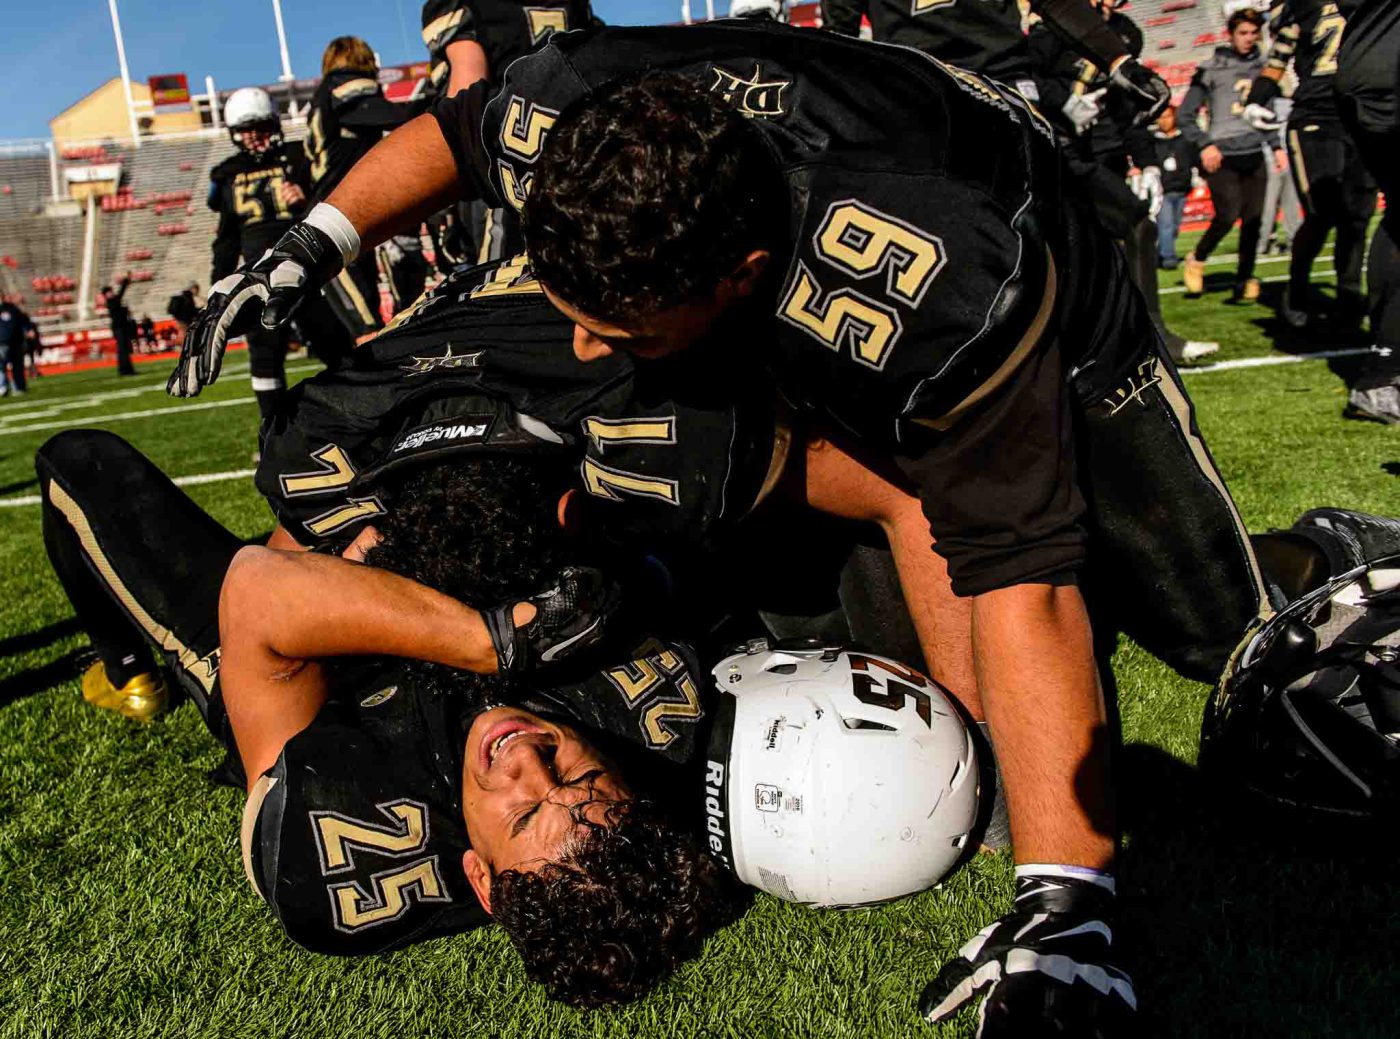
top-left (703, 643), bottom-right (980, 908)
top-left (1204, 556), bottom-right (1400, 816)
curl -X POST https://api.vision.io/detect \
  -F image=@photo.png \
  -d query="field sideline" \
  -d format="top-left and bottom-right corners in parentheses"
top-left (0, 230), bottom-right (1396, 1038)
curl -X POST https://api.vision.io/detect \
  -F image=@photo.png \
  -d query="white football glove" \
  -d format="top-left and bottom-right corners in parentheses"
top-left (919, 868), bottom-right (1136, 1038)
top-left (1242, 103), bottom-right (1283, 133)
top-left (1062, 88), bottom-right (1108, 135)
top-left (1133, 166), bottom-right (1164, 220)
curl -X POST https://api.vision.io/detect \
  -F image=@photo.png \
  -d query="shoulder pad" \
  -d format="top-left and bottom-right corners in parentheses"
top-left (331, 77), bottom-right (382, 105)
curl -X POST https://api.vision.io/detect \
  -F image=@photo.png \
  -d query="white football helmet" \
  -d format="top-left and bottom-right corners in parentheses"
top-left (223, 87), bottom-right (281, 153)
top-left (701, 641), bottom-right (980, 908)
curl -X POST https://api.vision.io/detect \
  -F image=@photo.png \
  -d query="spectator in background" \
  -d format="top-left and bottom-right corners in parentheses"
top-left (101, 276), bottom-right (136, 376)
top-left (1153, 106), bottom-right (1197, 270)
top-left (307, 36), bottom-right (423, 340)
top-left (136, 315), bottom-right (157, 353)
top-left (0, 298), bottom-right (32, 395)
top-left (167, 281), bottom-right (200, 342)
top-left (22, 312), bottom-right (41, 380)
top-left (1178, 7), bottom-right (1286, 302)
top-left (1256, 97), bottom-right (1301, 259)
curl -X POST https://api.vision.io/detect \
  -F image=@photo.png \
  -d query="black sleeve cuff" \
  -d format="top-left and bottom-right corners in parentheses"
top-left (429, 81), bottom-right (499, 205)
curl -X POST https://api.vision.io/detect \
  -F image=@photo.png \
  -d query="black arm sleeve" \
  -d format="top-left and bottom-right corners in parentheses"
top-left (821, 0), bottom-right (867, 36)
top-left (1032, 0), bottom-right (1132, 72)
top-left (210, 202), bottom-right (242, 282)
top-left (429, 81), bottom-right (502, 205)
top-left (340, 94), bottom-right (425, 131)
top-left (1027, 25), bottom-right (1076, 117)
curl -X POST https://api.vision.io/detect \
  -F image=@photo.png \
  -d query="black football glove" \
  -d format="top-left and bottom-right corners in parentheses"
top-left (1109, 56), bottom-right (1171, 126)
top-left (919, 870), bottom-right (1136, 1038)
top-left (483, 566), bottom-right (622, 674)
top-left (168, 222), bottom-right (344, 398)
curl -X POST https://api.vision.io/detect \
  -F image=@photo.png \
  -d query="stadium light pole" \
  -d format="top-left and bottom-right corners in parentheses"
top-left (107, 0), bottom-right (143, 148)
top-left (271, 0), bottom-right (295, 82)
top-left (681, 0), bottom-right (692, 23)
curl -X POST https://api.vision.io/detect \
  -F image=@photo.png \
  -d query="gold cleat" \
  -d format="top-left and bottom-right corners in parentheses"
top-left (1240, 277), bottom-right (1261, 302)
top-left (81, 660), bottom-right (169, 722)
top-left (1182, 256), bottom-right (1206, 295)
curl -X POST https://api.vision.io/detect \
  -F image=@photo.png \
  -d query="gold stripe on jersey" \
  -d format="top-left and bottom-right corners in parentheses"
top-left (1287, 128), bottom-right (1312, 203)
top-left (334, 268), bottom-right (378, 327)
top-left (331, 77), bottom-right (380, 101)
top-left (583, 416), bottom-right (676, 451)
top-left (524, 7), bottom-right (569, 44)
top-left (312, 799), bottom-right (429, 873)
top-left (468, 253), bottom-right (541, 298)
top-left (422, 8), bottom-right (466, 50)
top-left (303, 496), bottom-right (387, 537)
top-left (47, 481), bottom-right (219, 696)
top-left (280, 444), bottom-right (357, 497)
top-left (914, 247), bottom-right (1057, 432)
top-left (242, 774), bottom-right (279, 895)
top-left (476, 207), bottom-right (498, 265)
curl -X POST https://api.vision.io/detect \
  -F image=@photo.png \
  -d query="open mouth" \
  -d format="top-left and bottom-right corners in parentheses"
top-left (478, 718), bottom-right (547, 772)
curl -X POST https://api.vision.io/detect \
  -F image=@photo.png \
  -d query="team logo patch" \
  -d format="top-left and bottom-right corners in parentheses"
top-left (709, 64), bottom-right (791, 119)
top-left (360, 686), bottom-right (398, 708)
top-left (1103, 357), bottom-right (1163, 416)
top-left (399, 343), bottom-right (484, 376)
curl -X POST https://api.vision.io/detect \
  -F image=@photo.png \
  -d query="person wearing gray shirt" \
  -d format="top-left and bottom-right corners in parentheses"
top-left (1177, 7), bottom-right (1285, 302)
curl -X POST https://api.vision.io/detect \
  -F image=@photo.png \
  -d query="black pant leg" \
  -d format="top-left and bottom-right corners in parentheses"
top-left (245, 323), bottom-right (288, 422)
top-left (36, 430), bottom-right (242, 748)
top-left (1195, 166), bottom-right (1243, 261)
top-left (1234, 156), bottom-right (1268, 283)
top-left (114, 327), bottom-right (135, 375)
top-left (321, 254), bottom-right (384, 339)
top-left (290, 292), bottom-right (356, 372)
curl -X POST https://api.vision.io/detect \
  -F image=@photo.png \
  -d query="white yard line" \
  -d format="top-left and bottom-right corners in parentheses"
top-left (0, 467), bottom-right (258, 509)
top-left (0, 396), bottom-right (253, 438)
top-left (1179, 346), bottom-right (1377, 374)
top-left (1160, 267), bottom-right (1336, 295)
top-left (0, 361), bottom-right (319, 422)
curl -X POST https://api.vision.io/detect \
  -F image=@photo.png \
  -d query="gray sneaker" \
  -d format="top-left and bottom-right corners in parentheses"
top-left (1345, 385), bottom-right (1400, 425)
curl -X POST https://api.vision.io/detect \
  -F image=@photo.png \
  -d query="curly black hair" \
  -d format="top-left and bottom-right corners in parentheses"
top-left (522, 72), bottom-right (786, 321)
top-left (363, 456), bottom-right (571, 607)
top-left (492, 798), bottom-right (745, 1008)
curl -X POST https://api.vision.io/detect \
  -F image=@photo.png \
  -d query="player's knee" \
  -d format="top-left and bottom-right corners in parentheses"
top-left (35, 429), bottom-right (137, 479)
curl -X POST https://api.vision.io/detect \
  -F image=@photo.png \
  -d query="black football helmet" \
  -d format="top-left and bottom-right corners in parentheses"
top-left (1201, 556), bottom-right (1400, 816)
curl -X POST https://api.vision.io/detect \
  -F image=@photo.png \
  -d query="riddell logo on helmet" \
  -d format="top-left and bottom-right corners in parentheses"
top-left (703, 760), bottom-right (731, 867)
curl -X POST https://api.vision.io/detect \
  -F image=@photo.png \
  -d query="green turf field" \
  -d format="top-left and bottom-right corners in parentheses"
top-left (0, 232), bottom-right (1396, 1038)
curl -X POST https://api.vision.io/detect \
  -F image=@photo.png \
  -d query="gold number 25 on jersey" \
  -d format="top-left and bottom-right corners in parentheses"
top-left (779, 199), bottom-right (945, 371)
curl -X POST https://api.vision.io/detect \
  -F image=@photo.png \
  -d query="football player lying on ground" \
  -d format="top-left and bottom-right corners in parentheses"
top-left (40, 426), bottom-right (994, 1003)
top-left (38, 427), bottom-right (746, 1007)
top-left (163, 22), bottom-right (1226, 1033)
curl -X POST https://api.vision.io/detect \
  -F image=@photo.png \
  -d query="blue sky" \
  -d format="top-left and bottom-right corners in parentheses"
top-left (0, 0), bottom-right (717, 140)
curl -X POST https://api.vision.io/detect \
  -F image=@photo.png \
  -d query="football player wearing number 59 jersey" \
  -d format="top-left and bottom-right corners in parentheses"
top-left (170, 21), bottom-right (1273, 1032)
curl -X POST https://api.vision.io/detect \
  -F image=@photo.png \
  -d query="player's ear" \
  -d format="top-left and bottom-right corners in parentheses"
top-left (723, 249), bottom-right (771, 301)
top-left (463, 848), bottom-right (493, 915)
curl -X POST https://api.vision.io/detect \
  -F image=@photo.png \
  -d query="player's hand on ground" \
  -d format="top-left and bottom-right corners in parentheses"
top-left (1062, 88), bottom-right (1107, 135)
top-left (167, 222), bottom-right (344, 398)
top-left (919, 870), bottom-right (1135, 1038)
top-left (1242, 102), bottom-right (1282, 133)
top-left (484, 565), bottom-right (623, 674)
top-left (1109, 56), bottom-right (1171, 125)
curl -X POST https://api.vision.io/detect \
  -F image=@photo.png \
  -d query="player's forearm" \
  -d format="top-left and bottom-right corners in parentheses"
top-left (324, 113), bottom-right (462, 253)
top-left (222, 545), bottom-right (499, 673)
top-left (972, 581), bottom-right (1114, 868)
top-left (1032, 0), bottom-right (1129, 73)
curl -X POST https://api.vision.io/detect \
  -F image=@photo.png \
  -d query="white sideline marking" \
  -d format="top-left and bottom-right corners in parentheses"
top-left (0, 468), bottom-right (258, 509)
top-left (0, 361), bottom-right (318, 421)
top-left (1160, 267), bottom-right (1335, 295)
top-left (1179, 346), bottom-right (1376, 374)
top-left (0, 396), bottom-right (252, 437)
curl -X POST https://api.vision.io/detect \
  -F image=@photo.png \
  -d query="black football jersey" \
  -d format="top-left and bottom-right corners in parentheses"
top-left (208, 143), bottom-right (311, 280)
top-left (432, 21), bottom-right (1060, 448)
top-left (306, 70), bottom-right (417, 202)
top-left (821, 0), bottom-right (1036, 90)
top-left (1265, 0), bottom-right (1350, 123)
top-left (256, 256), bottom-right (779, 551)
top-left (245, 639), bottom-right (710, 955)
top-left (420, 0), bottom-right (596, 93)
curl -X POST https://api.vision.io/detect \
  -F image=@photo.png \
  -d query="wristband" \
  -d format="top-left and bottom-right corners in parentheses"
top-left (304, 202), bottom-right (362, 265)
